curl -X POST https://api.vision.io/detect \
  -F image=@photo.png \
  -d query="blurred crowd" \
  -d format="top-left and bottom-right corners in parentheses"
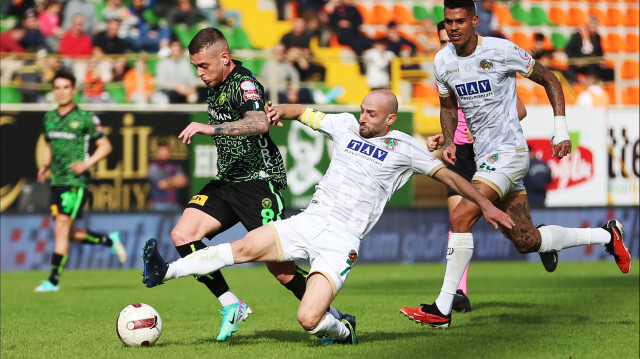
top-left (0, 0), bottom-right (619, 106)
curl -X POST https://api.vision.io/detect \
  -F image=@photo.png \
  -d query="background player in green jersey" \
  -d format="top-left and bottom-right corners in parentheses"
top-left (35, 70), bottom-right (127, 292)
top-left (153, 27), bottom-right (346, 342)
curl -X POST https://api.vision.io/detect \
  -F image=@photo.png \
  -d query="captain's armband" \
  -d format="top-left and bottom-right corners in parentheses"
top-left (300, 107), bottom-right (325, 130)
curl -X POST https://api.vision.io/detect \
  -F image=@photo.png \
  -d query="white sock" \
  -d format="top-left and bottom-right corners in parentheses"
top-left (327, 306), bottom-right (341, 319)
top-left (164, 243), bottom-right (235, 281)
top-left (538, 225), bottom-right (611, 253)
top-left (435, 233), bottom-right (474, 315)
top-left (218, 291), bottom-right (240, 307)
top-left (307, 313), bottom-right (349, 340)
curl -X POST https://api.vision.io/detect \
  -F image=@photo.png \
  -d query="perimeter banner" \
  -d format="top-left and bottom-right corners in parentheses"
top-left (1, 207), bottom-right (637, 271)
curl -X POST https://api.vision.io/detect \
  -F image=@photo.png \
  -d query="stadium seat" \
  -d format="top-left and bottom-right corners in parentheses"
top-left (431, 5), bottom-right (444, 23)
top-left (493, 3), bottom-right (517, 26)
top-left (516, 85), bottom-right (534, 105)
top-left (510, 5), bottom-right (530, 25)
top-left (604, 8), bottom-right (624, 27)
top-left (603, 33), bottom-right (624, 53)
top-left (355, 4), bottom-right (372, 25)
top-left (511, 31), bottom-right (532, 50)
top-left (621, 60), bottom-right (640, 79)
top-left (567, 7), bottom-right (588, 27)
top-left (371, 4), bottom-right (393, 25)
top-left (413, 5), bottom-right (430, 21)
top-left (412, 83), bottom-right (439, 106)
top-left (587, 7), bottom-right (605, 25)
top-left (625, 33), bottom-right (639, 53)
top-left (625, 7), bottom-right (639, 28)
top-left (604, 84), bottom-right (617, 105)
top-left (551, 32), bottom-right (568, 49)
top-left (393, 4), bottom-right (417, 25)
top-left (0, 86), bottom-right (22, 103)
top-left (529, 7), bottom-right (551, 26)
top-left (622, 86), bottom-right (639, 105)
top-left (548, 7), bottom-right (567, 26)
top-left (533, 85), bottom-right (550, 104)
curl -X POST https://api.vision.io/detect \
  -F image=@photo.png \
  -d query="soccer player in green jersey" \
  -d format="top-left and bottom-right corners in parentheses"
top-left (35, 70), bottom-right (127, 292)
top-left (149, 28), bottom-right (347, 342)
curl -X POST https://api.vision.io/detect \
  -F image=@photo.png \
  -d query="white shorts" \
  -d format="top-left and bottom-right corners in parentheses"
top-left (473, 150), bottom-right (529, 200)
top-left (270, 213), bottom-right (361, 295)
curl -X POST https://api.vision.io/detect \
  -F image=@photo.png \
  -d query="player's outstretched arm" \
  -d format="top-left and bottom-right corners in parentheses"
top-left (70, 136), bottom-right (112, 175)
top-left (527, 61), bottom-right (571, 159)
top-left (37, 140), bottom-right (52, 183)
top-left (439, 94), bottom-right (458, 165)
top-left (265, 102), bottom-right (308, 126)
top-left (178, 111), bottom-right (269, 144)
top-left (433, 168), bottom-right (514, 230)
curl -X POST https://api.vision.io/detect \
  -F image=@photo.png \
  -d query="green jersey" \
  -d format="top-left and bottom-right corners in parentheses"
top-left (206, 60), bottom-right (287, 190)
top-left (42, 106), bottom-right (105, 187)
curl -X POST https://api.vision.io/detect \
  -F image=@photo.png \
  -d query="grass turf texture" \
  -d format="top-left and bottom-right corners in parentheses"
top-left (1, 261), bottom-right (638, 359)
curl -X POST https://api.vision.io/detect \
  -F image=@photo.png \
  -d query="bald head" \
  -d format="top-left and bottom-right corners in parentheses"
top-left (359, 90), bottom-right (398, 138)
top-left (365, 89), bottom-right (399, 116)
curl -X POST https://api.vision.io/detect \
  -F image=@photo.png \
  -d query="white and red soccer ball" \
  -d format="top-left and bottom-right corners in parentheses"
top-left (116, 303), bottom-right (162, 347)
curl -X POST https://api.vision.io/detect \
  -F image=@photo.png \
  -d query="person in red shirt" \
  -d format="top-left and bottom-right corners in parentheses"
top-left (0, 25), bottom-right (27, 53)
top-left (59, 14), bottom-right (93, 57)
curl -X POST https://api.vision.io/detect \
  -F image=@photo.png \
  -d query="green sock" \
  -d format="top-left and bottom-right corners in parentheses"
top-left (48, 253), bottom-right (68, 285)
top-left (83, 231), bottom-right (113, 247)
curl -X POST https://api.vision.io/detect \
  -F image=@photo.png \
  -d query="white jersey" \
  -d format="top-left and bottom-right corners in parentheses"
top-left (303, 112), bottom-right (444, 239)
top-left (433, 36), bottom-right (534, 160)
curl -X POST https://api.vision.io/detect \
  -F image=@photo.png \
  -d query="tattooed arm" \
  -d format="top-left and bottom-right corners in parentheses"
top-left (178, 110), bottom-right (269, 144)
top-left (527, 61), bottom-right (571, 159)
top-left (439, 94), bottom-right (459, 166)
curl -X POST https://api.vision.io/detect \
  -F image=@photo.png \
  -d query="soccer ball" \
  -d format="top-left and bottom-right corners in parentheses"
top-left (116, 303), bottom-right (162, 347)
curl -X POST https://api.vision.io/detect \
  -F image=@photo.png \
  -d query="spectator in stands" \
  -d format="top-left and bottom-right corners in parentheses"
top-left (385, 21), bottom-right (419, 70)
top-left (301, 9), bottom-right (331, 48)
top-left (111, 55), bottom-right (130, 82)
top-left (415, 18), bottom-right (440, 56)
top-left (474, 0), bottom-right (504, 38)
top-left (576, 67), bottom-right (610, 108)
top-left (363, 38), bottom-right (395, 90)
top-left (260, 43), bottom-right (300, 103)
top-left (281, 17), bottom-right (311, 49)
top-left (326, 0), bottom-right (372, 74)
top-left (167, 0), bottom-right (205, 28)
top-left (565, 16), bottom-right (613, 83)
top-left (274, 0), bottom-right (290, 21)
top-left (123, 57), bottom-right (157, 103)
top-left (0, 24), bottom-right (27, 53)
top-left (128, 0), bottom-right (172, 54)
top-left (93, 18), bottom-right (129, 55)
top-left (286, 46), bottom-right (325, 82)
top-left (16, 59), bottom-right (44, 103)
top-left (2, 0), bottom-right (35, 17)
top-left (196, 0), bottom-right (224, 26)
top-left (82, 59), bottom-right (111, 103)
top-left (523, 144), bottom-right (552, 208)
top-left (530, 33), bottom-right (553, 66)
top-left (155, 40), bottom-right (200, 104)
top-left (148, 141), bottom-right (189, 211)
top-left (102, 0), bottom-right (138, 39)
top-left (20, 9), bottom-right (47, 52)
top-left (59, 14), bottom-right (93, 57)
top-left (38, 0), bottom-right (63, 52)
top-left (61, 0), bottom-right (97, 34)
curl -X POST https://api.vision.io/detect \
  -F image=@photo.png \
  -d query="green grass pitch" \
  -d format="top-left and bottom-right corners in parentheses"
top-left (1, 261), bottom-right (638, 358)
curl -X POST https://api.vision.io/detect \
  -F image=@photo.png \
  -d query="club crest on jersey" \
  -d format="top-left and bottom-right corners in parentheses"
top-left (69, 120), bottom-right (79, 129)
top-left (384, 138), bottom-right (398, 150)
top-left (480, 59), bottom-right (493, 70)
top-left (455, 79), bottom-right (494, 101)
top-left (261, 198), bottom-right (272, 208)
top-left (218, 92), bottom-right (227, 105)
top-left (487, 154), bottom-right (500, 163)
top-left (345, 139), bottom-right (388, 166)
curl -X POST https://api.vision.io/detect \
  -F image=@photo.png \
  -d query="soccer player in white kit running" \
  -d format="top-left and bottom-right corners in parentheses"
top-left (399, 0), bottom-right (632, 330)
top-left (141, 89), bottom-right (514, 345)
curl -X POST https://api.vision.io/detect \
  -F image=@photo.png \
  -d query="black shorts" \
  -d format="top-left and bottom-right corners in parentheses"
top-left (50, 186), bottom-right (90, 220)
top-left (446, 143), bottom-right (476, 198)
top-left (186, 179), bottom-right (287, 238)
